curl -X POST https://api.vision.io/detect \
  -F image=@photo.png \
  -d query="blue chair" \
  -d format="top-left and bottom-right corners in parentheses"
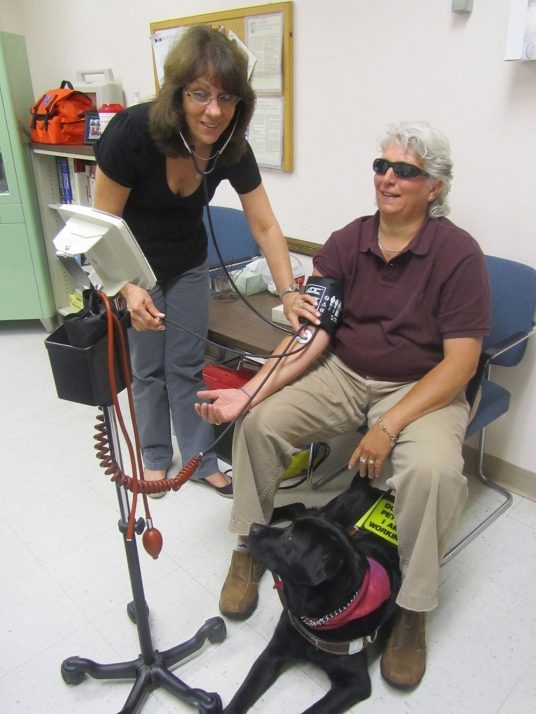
top-left (308, 255), bottom-right (536, 559)
top-left (443, 255), bottom-right (536, 561)
top-left (203, 205), bottom-right (258, 269)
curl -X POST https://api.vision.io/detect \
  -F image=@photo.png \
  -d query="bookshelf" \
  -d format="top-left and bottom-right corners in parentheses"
top-left (30, 143), bottom-right (96, 313)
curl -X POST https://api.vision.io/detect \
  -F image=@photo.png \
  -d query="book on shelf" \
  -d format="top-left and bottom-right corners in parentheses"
top-left (54, 157), bottom-right (65, 203)
top-left (55, 157), bottom-right (95, 206)
top-left (55, 157), bottom-right (72, 203)
top-left (67, 158), bottom-right (89, 206)
top-left (85, 163), bottom-right (96, 207)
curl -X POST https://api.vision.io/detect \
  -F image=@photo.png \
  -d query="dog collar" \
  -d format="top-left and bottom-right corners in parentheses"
top-left (272, 557), bottom-right (392, 656)
top-left (287, 610), bottom-right (378, 656)
top-left (300, 557), bottom-right (391, 630)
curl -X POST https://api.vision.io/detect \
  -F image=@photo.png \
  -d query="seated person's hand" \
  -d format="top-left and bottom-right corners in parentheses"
top-left (195, 387), bottom-right (250, 424)
top-left (348, 422), bottom-right (394, 479)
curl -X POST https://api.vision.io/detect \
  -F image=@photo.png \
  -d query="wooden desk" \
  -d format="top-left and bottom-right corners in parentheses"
top-left (208, 291), bottom-right (285, 355)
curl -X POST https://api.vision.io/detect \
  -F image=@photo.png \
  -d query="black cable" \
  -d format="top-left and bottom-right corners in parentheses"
top-left (168, 169), bottom-right (318, 462)
top-left (164, 314), bottom-right (317, 360)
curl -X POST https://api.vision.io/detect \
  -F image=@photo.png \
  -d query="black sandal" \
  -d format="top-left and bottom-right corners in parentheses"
top-left (193, 477), bottom-right (233, 498)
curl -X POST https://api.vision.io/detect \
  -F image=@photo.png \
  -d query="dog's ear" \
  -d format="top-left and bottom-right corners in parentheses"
top-left (307, 551), bottom-right (344, 585)
top-left (293, 518), bottom-right (351, 585)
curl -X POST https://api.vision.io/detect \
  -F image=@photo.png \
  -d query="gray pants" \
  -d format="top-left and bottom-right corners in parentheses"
top-left (230, 352), bottom-right (469, 611)
top-left (128, 261), bottom-right (219, 480)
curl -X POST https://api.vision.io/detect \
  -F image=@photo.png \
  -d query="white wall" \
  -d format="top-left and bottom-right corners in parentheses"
top-left (2, 0), bottom-right (535, 472)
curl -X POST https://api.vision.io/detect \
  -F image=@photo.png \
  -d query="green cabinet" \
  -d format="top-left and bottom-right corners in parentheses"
top-left (0, 32), bottom-right (55, 328)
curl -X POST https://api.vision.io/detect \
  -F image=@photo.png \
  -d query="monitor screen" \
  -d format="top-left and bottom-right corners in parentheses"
top-left (54, 205), bottom-right (156, 296)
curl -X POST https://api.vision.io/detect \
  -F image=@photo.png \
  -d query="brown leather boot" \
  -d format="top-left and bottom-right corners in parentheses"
top-left (219, 549), bottom-right (266, 620)
top-left (380, 607), bottom-right (426, 689)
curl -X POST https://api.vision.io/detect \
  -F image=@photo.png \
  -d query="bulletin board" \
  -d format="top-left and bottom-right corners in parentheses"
top-left (149, 2), bottom-right (293, 172)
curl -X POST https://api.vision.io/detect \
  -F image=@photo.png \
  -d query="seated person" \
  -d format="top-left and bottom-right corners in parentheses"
top-left (195, 121), bottom-right (491, 689)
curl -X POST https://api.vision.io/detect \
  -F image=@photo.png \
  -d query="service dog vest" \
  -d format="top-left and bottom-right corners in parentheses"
top-left (354, 492), bottom-right (398, 547)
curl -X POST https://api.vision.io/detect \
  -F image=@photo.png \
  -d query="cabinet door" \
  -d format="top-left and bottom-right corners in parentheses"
top-left (0, 88), bottom-right (21, 205)
top-left (0, 221), bottom-right (41, 318)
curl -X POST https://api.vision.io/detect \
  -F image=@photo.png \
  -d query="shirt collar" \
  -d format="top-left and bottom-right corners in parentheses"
top-left (360, 211), bottom-right (436, 257)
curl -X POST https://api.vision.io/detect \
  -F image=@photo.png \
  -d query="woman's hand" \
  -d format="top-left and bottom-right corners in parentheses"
top-left (281, 290), bottom-right (320, 331)
top-left (348, 422), bottom-right (393, 479)
top-left (121, 283), bottom-right (165, 331)
top-left (195, 388), bottom-right (250, 424)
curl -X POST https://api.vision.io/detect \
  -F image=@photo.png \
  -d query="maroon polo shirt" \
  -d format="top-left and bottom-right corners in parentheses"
top-left (313, 213), bottom-right (491, 382)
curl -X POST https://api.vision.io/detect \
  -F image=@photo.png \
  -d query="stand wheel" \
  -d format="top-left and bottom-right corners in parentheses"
top-left (127, 600), bottom-right (149, 623)
top-left (198, 692), bottom-right (223, 713)
top-left (61, 661), bottom-right (85, 685)
top-left (206, 617), bottom-right (227, 644)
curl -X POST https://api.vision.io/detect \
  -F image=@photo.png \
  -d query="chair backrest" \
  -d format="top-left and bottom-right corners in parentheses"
top-left (203, 206), bottom-right (258, 269)
top-left (484, 255), bottom-right (536, 366)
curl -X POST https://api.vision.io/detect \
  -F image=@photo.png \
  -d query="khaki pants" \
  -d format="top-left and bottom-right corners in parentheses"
top-left (230, 352), bottom-right (469, 612)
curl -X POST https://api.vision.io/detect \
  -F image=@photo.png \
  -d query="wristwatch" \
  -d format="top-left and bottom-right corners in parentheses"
top-left (278, 282), bottom-right (299, 298)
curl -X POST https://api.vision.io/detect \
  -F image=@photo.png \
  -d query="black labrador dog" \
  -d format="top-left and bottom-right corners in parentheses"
top-left (224, 477), bottom-right (401, 714)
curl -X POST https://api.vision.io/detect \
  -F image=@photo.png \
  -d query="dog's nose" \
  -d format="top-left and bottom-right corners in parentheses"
top-left (249, 523), bottom-right (265, 537)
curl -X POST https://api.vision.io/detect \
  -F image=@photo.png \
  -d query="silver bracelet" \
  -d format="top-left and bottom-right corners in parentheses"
top-left (377, 416), bottom-right (399, 447)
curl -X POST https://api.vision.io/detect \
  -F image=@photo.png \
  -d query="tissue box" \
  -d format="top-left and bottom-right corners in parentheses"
top-left (271, 303), bottom-right (291, 326)
top-left (229, 269), bottom-right (266, 295)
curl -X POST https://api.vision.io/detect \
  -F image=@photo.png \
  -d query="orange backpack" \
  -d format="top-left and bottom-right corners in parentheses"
top-left (30, 80), bottom-right (94, 144)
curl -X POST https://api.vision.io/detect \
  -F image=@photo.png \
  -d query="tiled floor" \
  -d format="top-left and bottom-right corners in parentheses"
top-left (1, 319), bottom-right (535, 714)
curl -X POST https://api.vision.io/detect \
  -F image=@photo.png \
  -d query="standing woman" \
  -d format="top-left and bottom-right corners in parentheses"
top-left (93, 25), bottom-right (304, 496)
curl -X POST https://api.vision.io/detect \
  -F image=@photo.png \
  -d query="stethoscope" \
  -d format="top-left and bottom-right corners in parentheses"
top-left (174, 116), bottom-right (311, 347)
top-left (178, 112), bottom-right (240, 177)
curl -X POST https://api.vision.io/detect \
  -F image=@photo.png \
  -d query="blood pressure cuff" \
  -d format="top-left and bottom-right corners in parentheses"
top-left (302, 276), bottom-right (343, 336)
top-left (63, 288), bottom-right (130, 348)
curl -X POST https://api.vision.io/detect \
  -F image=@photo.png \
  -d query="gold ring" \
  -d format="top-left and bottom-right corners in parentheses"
top-left (368, 459), bottom-right (375, 464)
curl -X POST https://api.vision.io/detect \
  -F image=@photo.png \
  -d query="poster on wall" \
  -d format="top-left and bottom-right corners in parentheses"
top-left (246, 13), bottom-right (283, 93)
top-left (151, 27), bottom-right (186, 86)
top-left (247, 96), bottom-right (283, 169)
top-left (505, 0), bottom-right (536, 60)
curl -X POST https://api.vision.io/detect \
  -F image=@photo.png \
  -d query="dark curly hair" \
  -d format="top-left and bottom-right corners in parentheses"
top-left (149, 25), bottom-right (256, 166)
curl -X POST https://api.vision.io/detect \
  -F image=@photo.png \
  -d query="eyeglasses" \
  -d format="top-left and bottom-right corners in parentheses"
top-left (184, 89), bottom-right (240, 108)
top-left (372, 158), bottom-right (429, 180)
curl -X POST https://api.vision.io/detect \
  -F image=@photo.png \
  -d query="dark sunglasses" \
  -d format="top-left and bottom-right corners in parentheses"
top-left (373, 158), bottom-right (429, 179)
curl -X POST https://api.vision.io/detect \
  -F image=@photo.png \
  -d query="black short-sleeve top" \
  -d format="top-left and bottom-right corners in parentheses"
top-left (94, 102), bottom-right (262, 281)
